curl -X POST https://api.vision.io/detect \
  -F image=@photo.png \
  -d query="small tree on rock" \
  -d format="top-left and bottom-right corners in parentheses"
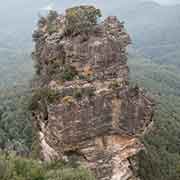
top-left (65, 6), bottom-right (102, 36)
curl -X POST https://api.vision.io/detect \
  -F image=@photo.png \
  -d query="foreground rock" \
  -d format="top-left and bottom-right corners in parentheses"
top-left (31, 6), bottom-right (154, 180)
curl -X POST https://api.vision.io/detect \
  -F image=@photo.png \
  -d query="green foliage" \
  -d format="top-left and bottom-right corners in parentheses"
top-left (46, 59), bottom-right (78, 82)
top-left (109, 80), bottom-right (120, 90)
top-left (72, 87), bottom-right (95, 100)
top-left (45, 167), bottom-right (95, 180)
top-left (128, 56), bottom-right (180, 96)
top-left (129, 56), bottom-right (180, 180)
top-left (35, 88), bottom-right (59, 104)
top-left (0, 87), bottom-right (33, 154)
top-left (46, 11), bottom-right (58, 34)
top-left (46, 59), bottom-right (64, 77)
top-left (47, 11), bottom-right (58, 23)
top-left (0, 153), bottom-right (95, 180)
top-left (47, 24), bottom-right (58, 34)
top-left (0, 153), bottom-right (44, 180)
top-left (61, 65), bottom-right (78, 81)
top-left (73, 89), bottom-right (83, 99)
top-left (137, 97), bottom-right (180, 180)
top-left (1, 4), bottom-right (180, 180)
top-left (28, 87), bottom-right (59, 111)
top-left (30, 134), bottom-right (42, 160)
top-left (65, 6), bottom-right (102, 35)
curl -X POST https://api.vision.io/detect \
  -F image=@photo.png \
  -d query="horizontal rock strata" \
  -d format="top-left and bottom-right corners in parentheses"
top-left (32, 6), bottom-right (154, 180)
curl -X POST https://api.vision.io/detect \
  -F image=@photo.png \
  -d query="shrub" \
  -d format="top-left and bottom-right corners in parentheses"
top-left (43, 88), bottom-right (59, 103)
top-left (62, 96), bottom-right (75, 105)
top-left (0, 153), bottom-right (96, 180)
top-left (47, 23), bottom-right (58, 34)
top-left (61, 65), bottom-right (78, 81)
top-left (46, 61), bottom-right (77, 82)
top-left (78, 74), bottom-right (87, 80)
top-left (73, 89), bottom-right (83, 99)
top-left (45, 166), bottom-right (96, 180)
top-left (65, 6), bottom-right (102, 35)
top-left (47, 11), bottom-right (58, 23)
top-left (28, 88), bottom-right (59, 111)
top-left (0, 153), bottom-right (45, 180)
top-left (109, 80), bottom-right (120, 90)
top-left (46, 10), bottom-right (59, 34)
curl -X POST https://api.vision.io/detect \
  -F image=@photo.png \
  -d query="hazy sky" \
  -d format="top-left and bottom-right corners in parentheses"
top-left (152, 0), bottom-right (180, 5)
top-left (42, 0), bottom-right (180, 11)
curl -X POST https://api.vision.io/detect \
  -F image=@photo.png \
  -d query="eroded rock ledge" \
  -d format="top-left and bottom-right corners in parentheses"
top-left (31, 6), bottom-right (154, 180)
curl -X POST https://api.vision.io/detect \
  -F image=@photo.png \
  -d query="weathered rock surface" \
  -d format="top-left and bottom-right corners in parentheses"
top-left (32, 6), bottom-right (154, 180)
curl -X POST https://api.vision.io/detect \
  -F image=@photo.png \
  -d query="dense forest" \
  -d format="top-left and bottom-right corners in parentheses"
top-left (1, 54), bottom-right (180, 180)
top-left (129, 56), bottom-right (180, 180)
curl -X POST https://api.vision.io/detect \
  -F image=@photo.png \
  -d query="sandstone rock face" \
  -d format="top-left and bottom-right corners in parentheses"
top-left (32, 6), bottom-right (154, 180)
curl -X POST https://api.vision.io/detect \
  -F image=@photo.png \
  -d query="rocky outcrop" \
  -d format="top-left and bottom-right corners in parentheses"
top-left (32, 6), bottom-right (154, 180)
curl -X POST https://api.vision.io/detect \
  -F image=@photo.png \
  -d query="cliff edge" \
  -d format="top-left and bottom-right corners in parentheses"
top-left (31, 6), bottom-right (154, 180)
